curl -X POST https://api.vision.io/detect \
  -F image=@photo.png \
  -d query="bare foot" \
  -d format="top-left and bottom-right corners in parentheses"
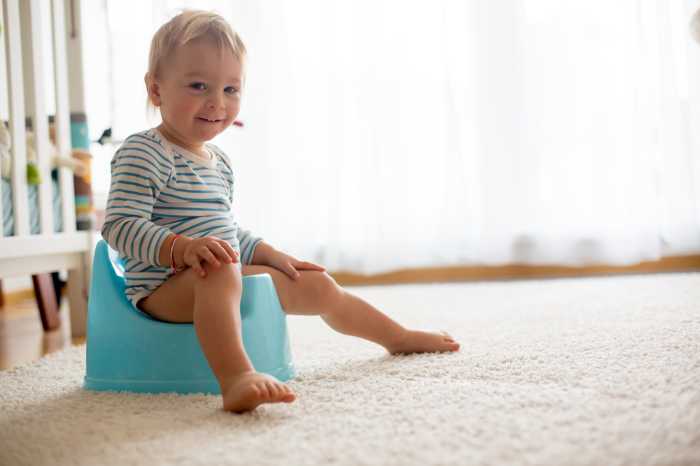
top-left (387, 330), bottom-right (460, 355)
top-left (221, 372), bottom-right (296, 413)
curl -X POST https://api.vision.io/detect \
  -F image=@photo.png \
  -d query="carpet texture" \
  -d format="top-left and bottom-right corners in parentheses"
top-left (1, 273), bottom-right (699, 466)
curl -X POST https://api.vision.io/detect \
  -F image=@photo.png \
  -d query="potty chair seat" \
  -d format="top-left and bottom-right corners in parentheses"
top-left (84, 240), bottom-right (295, 394)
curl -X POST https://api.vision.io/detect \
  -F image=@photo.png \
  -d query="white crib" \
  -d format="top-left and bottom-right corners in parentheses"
top-left (0, 0), bottom-right (92, 337)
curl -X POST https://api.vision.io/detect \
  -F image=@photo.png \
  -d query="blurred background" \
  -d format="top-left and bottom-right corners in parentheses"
top-left (5, 0), bottom-right (700, 276)
top-left (83, 0), bottom-right (700, 275)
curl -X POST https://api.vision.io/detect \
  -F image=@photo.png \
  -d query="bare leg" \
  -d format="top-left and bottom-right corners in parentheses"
top-left (140, 263), bottom-right (295, 412)
top-left (322, 288), bottom-right (460, 354)
top-left (242, 266), bottom-right (460, 354)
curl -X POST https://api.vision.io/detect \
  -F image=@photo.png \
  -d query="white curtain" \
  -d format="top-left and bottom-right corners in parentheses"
top-left (85, 0), bottom-right (700, 274)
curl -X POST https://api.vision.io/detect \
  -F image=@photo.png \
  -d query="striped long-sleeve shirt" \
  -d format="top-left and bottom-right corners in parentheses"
top-left (101, 128), bottom-right (262, 307)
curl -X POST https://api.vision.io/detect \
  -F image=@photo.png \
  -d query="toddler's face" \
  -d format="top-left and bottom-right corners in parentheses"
top-left (151, 39), bottom-right (242, 151)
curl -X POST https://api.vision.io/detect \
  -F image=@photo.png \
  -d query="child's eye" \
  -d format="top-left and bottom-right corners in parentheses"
top-left (189, 82), bottom-right (207, 91)
top-left (225, 86), bottom-right (240, 96)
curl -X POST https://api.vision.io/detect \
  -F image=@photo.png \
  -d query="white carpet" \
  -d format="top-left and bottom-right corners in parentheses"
top-left (1, 273), bottom-right (699, 466)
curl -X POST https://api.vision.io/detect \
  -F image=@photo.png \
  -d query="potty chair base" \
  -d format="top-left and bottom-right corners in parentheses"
top-left (84, 240), bottom-right (295, 394)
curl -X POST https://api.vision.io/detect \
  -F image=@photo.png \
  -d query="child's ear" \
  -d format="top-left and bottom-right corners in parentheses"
top-left (144, 73), bottom-right (162, 107)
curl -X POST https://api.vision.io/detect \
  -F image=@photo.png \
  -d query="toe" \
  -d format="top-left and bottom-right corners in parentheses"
top-left (256, 382), bottom-right (271, 399)
top-left (266, 381), bottom-right (281, 399)
top-left (281, 387), bottom-right (296, 402)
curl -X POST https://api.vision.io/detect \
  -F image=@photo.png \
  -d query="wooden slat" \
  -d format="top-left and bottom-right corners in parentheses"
top-left (0, 231), bottom-right (92, 278)
top-left (51, 0), bottom-right (75, 233)
top-left (0, 251), bottom-right (85, 277)
top-left (0, 231), bottom-right (91, 263)
top-left (26, 0), bottom-right (53, 235)
top-left (32, 273), bottom-right (61, 331)
top-left (3, 0), bottom-right (29, 237)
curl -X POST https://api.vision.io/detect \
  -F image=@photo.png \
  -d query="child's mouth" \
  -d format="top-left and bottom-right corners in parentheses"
top-left (197, 117), bottom-right (222, 123)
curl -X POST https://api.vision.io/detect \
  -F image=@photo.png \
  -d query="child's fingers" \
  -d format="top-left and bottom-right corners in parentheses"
top-left (284, 263), bottom-right (301, 280)
top-left (210, 242), bottom-right (234, 263)
top-left (192, 261), bottom-right (206, 278)
top-left (199, 248), bottom-right (220, 268)
top-left (217, 240), bottom-right (239, 263)
top-left (294, 260), bottom-right (326, 271)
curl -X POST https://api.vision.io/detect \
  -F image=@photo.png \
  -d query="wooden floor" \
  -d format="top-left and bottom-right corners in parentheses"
top-left (0, 297), bottom-right (84, 371)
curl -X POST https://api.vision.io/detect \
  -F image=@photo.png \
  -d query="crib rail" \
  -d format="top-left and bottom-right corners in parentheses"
top-left (1, 0), bottom-right (74, 238)
top-left (1, 0), bottom-right (90, 338)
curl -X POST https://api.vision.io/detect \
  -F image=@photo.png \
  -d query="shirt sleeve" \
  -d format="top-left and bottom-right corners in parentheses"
top-left (101, 135), bottom-right (173, 265)
top-left (237, 228), bottom-right (263, 265)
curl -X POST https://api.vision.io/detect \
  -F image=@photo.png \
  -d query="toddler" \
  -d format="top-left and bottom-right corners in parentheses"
top-left (102, 9), bottom-right (460, 413)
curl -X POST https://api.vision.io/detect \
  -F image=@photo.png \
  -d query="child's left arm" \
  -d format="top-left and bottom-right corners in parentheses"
top-left (252, 241), bottom-right (325, 280)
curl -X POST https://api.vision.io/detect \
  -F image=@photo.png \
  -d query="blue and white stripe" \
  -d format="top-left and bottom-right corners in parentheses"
top-left (101, 128), bottom-right (261, 306)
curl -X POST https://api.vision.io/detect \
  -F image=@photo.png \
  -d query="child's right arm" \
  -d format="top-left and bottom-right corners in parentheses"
top-left (101, 141), bottom-right (173, 266)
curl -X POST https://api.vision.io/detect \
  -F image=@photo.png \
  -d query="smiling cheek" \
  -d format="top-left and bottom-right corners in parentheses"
top-left (223, 113), bottom-right (237, 126)
top-left (227, 101), bottom-right (241, 119)
top-left (169, 99), bottom-right (199, 123)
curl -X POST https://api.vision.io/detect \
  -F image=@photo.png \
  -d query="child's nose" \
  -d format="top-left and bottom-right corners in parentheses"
top-left (207, 93), bottom-right (225, 109)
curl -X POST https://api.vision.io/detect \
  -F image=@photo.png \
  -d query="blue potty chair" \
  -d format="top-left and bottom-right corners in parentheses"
top-left (84, 240), bottom-right (295, 394)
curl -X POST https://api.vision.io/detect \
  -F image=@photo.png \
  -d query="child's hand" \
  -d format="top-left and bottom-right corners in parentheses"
top-left (267, 250), bottom-right (325, 280)
top-left (182, 236), bottom-right (239, 278)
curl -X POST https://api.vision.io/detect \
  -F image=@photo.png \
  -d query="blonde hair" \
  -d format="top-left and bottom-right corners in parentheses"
top-left (145, 10), bottom-right (246, 107)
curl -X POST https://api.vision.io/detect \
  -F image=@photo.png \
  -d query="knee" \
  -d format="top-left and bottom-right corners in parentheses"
top-left (303, 271), bottom-right (344, 307)
top-left (194, 262), bottom-right (242, 295)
